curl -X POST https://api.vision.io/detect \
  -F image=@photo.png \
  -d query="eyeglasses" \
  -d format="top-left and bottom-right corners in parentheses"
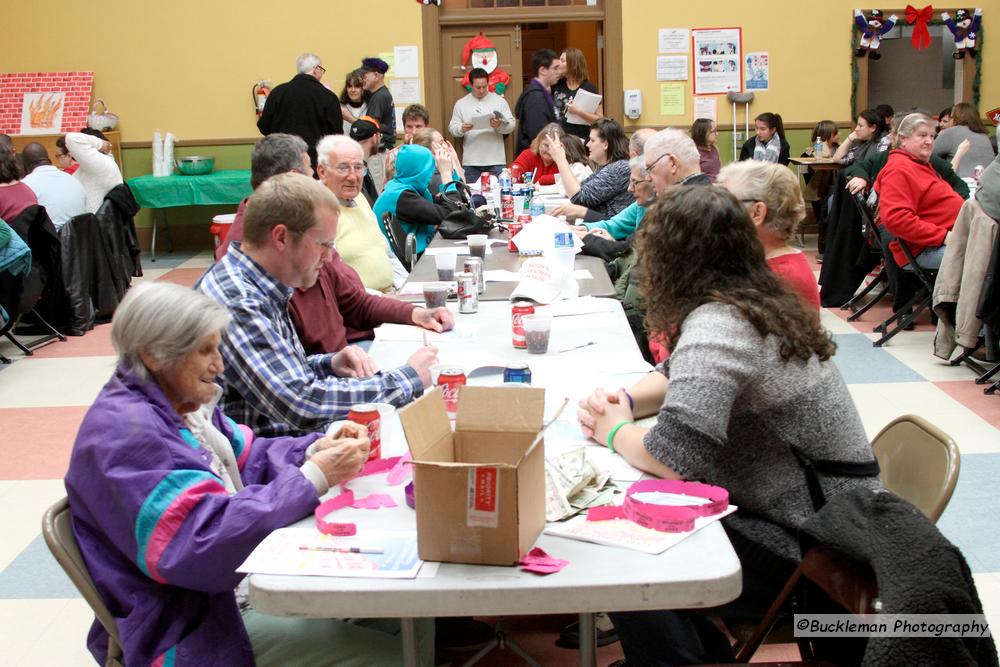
top-left (629, 178), bottom-right (651, 187)
top-left (314, 65), bottom-right (326, 77)
top-left (645, 153), bottom-right (672, 173)
top-left (294, 229), bottom-right (337, 251)
top-left (329, 162), bottom-right (368, 176)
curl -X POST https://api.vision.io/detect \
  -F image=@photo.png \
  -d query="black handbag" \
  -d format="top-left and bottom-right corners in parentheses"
top-left (437, 181), bottom-right (494, 239)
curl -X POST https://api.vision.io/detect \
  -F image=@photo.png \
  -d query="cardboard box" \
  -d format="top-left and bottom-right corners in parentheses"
top-left (399, 385), bottom-right (546, 566)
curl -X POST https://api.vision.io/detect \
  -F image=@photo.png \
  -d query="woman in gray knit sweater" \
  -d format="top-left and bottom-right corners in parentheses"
top-left (577, 186), bottom-right (880, 665)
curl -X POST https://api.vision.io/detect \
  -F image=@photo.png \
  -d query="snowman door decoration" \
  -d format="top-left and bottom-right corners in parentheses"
top-left (942, 8), bottom-right (983, 59)
top-left (460, 33), bottom-right (513, 96)
top-left (854, 9), bottom-right (899, 60)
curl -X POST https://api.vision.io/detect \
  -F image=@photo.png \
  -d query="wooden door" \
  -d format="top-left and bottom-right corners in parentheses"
top-left (440, 25), bottom-right (522, 163)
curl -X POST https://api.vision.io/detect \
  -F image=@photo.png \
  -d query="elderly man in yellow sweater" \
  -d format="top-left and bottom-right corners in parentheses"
top-left (317, 135), bottom-right (407, 292)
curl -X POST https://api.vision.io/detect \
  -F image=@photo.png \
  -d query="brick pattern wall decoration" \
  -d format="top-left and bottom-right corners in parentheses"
top-left (0, 71), bottom-right (93, 135)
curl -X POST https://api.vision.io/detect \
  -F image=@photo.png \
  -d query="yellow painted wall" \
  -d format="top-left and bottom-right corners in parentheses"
top-left (622, 0), bottom-right (999, 128)
top-left (0, 1), bottom-right (424, 143)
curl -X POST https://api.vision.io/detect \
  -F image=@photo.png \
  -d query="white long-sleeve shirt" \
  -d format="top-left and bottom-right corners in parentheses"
top-left (448, 92), bottom-right (514, 168)
top-left (65, 132), bottom-right (124, 213)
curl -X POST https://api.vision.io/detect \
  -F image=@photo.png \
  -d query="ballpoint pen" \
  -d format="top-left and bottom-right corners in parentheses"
top-left (558, 340), bottom-right (597, 353)
top-left (298, 546), bottom-right (385, 554)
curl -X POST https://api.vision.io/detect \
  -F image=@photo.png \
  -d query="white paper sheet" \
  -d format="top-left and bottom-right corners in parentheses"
top-left (389, 78), bottom-right (420, 104)
top-left (393, 46), bottom-right (419, 78)
top-left (565, 88), bottom-right (603, 125)
top-left (693, 96), bottom-right (717, 122)
top-left (237, 527), bottom-right (424, 578)
top-left (374, 322), bottom-right (478, 343)
top-left (469, 114), bottom-right (496, 130)
top-left (658, 28), bottom-right (690, 53)
top-left (656, 56), bottom-right (688, 81)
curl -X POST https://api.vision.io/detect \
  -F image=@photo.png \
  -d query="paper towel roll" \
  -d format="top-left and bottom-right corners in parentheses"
top-left (162, 133), bottom-right (175, 176)
top-left (152, 131), bottom-right (164, 177)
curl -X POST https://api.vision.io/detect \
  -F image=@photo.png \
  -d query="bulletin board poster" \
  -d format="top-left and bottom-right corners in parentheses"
top-left (691, 28), bottom-right (743, 95)
top-left (745, 52), bottom-right (769, 91)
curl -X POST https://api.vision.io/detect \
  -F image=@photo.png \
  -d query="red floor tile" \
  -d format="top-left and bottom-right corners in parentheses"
top-left (25, 322), bottom-right (115, 359)
top-left (0, 406), bottom-right (90, 479)
top-left (158, 267), bottom-right (209, 288)
top-left (934, 380), bottom-right (1000, 430)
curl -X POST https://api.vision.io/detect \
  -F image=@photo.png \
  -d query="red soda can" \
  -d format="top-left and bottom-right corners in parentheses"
top-left (437, 368), bottom-right (467, 418)
top-left (501, 192), bottom-right (514, 220)
top-left (516, 214), bottom-right (532, 225)
top-left (508, 221), bottom-right (523, 252)
top-left (511, 301), bottom-right (535, 348)
top-left (511, 163), bottom-right (523, 183)
top-left (347, 404), bottom-right (381, 461)
top-left (480, 171), bottom-right (492, 193)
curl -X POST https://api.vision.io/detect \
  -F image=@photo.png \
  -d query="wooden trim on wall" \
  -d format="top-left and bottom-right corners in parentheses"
top-left (422, 4), bottom-right (446, 133)
top-left (121, 137), bottom-right (258, 149)
top-left (439, 7), bottom-right (603, 25)
top-left (603, 0), bottom-right (623, 122)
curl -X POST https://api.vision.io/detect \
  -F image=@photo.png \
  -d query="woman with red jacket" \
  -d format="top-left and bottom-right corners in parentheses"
top-left (874, 112), bottom-right (964, 269)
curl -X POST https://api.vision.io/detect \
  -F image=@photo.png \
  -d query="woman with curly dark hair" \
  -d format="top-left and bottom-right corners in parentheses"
top-left (577, 185), bottom-right (880, 665)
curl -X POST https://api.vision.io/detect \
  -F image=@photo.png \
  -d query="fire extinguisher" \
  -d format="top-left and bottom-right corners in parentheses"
top-left (252, 80), bottom-right (271, 116)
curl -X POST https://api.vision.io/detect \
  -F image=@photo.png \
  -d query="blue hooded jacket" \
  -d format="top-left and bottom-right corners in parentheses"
top-left (373, 144), bottom-right (439, 253)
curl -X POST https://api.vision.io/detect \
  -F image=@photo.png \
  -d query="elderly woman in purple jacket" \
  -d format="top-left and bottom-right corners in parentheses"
top-left (65, 281), bottom-right (432, 666)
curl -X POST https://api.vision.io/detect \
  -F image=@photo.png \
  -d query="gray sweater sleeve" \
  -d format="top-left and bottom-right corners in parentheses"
top-left (571, 160), bottom-right (631, 210)
top-left (643, 304), bottom-right (757, 479)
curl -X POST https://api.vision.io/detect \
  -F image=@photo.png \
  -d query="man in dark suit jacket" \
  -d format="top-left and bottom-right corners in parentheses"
top-left (257, 53), bottom-right (342, 169)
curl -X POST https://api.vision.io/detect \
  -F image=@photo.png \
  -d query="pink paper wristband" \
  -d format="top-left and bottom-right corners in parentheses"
top-left (587, 479), bottom-right (729, 533)
top-left (314, 455), bottom-right (405, 535)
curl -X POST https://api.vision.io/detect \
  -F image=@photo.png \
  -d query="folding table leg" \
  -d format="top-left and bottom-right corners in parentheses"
top-left (577, 612), bottom-right (597, 667)
top-left (400, 617), bottom-right (420, 667)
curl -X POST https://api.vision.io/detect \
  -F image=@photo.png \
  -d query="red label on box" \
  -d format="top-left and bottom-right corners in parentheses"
top-left (467, 467), bottom-right (500, 528)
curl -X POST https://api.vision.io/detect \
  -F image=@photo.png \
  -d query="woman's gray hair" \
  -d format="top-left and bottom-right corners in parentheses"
top-left (111, 282), bottom-right (231, 382)
top-left (717, 160), bottom-right (805, 242)
top-left (296, 53), bottom-right (322, 74)
top-left (895, 113), bottom-right (935, 144)
top-left (629, 155), bottom-right (648, 177)
top-left (316, 134), bottom-right (365, 166)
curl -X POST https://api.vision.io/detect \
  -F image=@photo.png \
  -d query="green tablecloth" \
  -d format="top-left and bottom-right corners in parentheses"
top-left (127, 170), bottom-right (252, 209)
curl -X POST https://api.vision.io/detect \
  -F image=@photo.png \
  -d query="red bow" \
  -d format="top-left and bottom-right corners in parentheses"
top-left (906, 5), bottom-right (934, 49)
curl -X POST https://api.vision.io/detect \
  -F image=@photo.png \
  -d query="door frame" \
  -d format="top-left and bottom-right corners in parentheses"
top-left (421, 0), bottom-right (623, 132)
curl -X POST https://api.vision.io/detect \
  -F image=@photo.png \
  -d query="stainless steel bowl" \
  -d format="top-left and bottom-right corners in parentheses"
top-left (174, 156), bottom-right (215, 175)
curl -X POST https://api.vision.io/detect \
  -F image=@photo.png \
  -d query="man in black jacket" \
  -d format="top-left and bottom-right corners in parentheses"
top-left (257, 53), bottom-right (342, 169)
top-left (514, 49), bottom-right (561, 155)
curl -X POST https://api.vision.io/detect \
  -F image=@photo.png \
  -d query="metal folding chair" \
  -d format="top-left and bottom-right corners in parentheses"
top-left (842, 193), bottom-right (890, 321)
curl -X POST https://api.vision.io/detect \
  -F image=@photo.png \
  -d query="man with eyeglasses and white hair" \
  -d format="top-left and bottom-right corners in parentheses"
top-left (197, 172), bottom-right (441, 438)
top-left (643, 128), bottom-right (708, 195)
top-left (257, 52), bottom-right (343, 169)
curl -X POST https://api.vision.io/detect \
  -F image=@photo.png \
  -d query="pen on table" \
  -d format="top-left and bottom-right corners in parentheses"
top-left (558, 340), bottom-right (597, 354)
top-left (299, 546), bottom-right (385, 554)
top-left (422, 330), bottom-right (428, 346)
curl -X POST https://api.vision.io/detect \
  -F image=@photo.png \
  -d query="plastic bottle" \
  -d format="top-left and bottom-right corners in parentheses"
top-left (499, 168), bottom-right (512, 191)
top-left (814, 137), bottom-right (825, 160)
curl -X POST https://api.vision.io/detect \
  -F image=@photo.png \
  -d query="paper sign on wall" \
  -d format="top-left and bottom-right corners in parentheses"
top-left (390, 78), bottom-right (421, 104)
top-left (694, 96), bottom-right (717, 122)
top-left (379, 52), bottom-right (396, 77)
top-left (394, 46), bottom-right (419, 78)
top-left (745, 52), bottom-right (769, 91)
top-left (658, 28), bottom-right (689, 53)
top-left (656, 56), bottom-right (688, 81)
top-left (659, 83), bottom-right (685, 116)
top-left (691, 28), bottom-right (743, 95)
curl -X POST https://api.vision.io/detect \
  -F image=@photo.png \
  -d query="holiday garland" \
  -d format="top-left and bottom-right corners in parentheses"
top-left (850, 15), bottom-right (983, 117)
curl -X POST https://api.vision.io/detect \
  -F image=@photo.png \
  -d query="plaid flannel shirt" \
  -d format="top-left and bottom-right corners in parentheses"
top-left (197, 243), bottom-right (423, 437)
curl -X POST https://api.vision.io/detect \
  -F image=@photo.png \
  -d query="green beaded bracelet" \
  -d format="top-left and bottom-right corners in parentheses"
top-left (606, 420), bottom-right (632, 453)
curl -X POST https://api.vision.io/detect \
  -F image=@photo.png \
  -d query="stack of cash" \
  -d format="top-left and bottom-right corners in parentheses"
top-left (544, 448), bottom-right (619, 522)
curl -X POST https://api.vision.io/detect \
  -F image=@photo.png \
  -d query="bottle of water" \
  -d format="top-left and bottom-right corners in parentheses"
top-left (814, 137), bottom-right (824, 159)
top-left (499, 168), bottom-right (512, 191)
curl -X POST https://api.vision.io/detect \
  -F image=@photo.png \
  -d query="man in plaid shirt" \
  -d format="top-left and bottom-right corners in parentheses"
top-left (198, 172), bottom-right (438, 437)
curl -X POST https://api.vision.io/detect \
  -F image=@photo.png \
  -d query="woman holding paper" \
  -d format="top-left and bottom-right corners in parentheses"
top-left (553, 48), bottom-right (604, 140)
top-left (576, 186), bottom-right (879, 665)
top-left (64, 281), bottom-right (433, 667)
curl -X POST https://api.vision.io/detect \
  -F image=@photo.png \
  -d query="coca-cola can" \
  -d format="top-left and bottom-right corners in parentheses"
top-left (511, 301), bottom-right (535, 348)
top-left (463, 257), bottom-right (485, 294)
top-left (347, 404), bottom-right (381, 461)
top-left (501, 191), bottom-right (514, 220)
top-left (480, 171), bottom-right (492, 193)
top-left (437, 368), bottom-right (467, 418)
top-left (508, 221), bottom-right (523, 252)
top-left (457, 272), bottom-right (478, 313)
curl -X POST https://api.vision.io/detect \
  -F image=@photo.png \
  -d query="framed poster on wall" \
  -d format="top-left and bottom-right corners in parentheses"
top-left (691, 28), bottom-right (743, 95)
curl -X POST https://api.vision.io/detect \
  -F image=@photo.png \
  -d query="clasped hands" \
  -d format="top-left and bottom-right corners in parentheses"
top-left (577, 387), bottom-right (634, 445)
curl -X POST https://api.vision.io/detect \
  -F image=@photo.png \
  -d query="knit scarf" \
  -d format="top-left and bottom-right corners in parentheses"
top-left (753, 133), bottom-right (781, 163)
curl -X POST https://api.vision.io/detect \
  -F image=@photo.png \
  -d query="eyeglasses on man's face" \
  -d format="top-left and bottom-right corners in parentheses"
top-left (645, 153), bottom-right (672, 173)
top-left (314, 65), bottom-right (326, 77)
top-left (294, 229), bottom-right (337, 251)
top-left (330, 162), bottom-right (367, 176)
top-left (629, 177), bottom-right (651, 187)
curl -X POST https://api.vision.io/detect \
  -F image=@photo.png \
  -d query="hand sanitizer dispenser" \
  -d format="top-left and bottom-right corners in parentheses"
top-left (624, 89), bottom-right (642, 120)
